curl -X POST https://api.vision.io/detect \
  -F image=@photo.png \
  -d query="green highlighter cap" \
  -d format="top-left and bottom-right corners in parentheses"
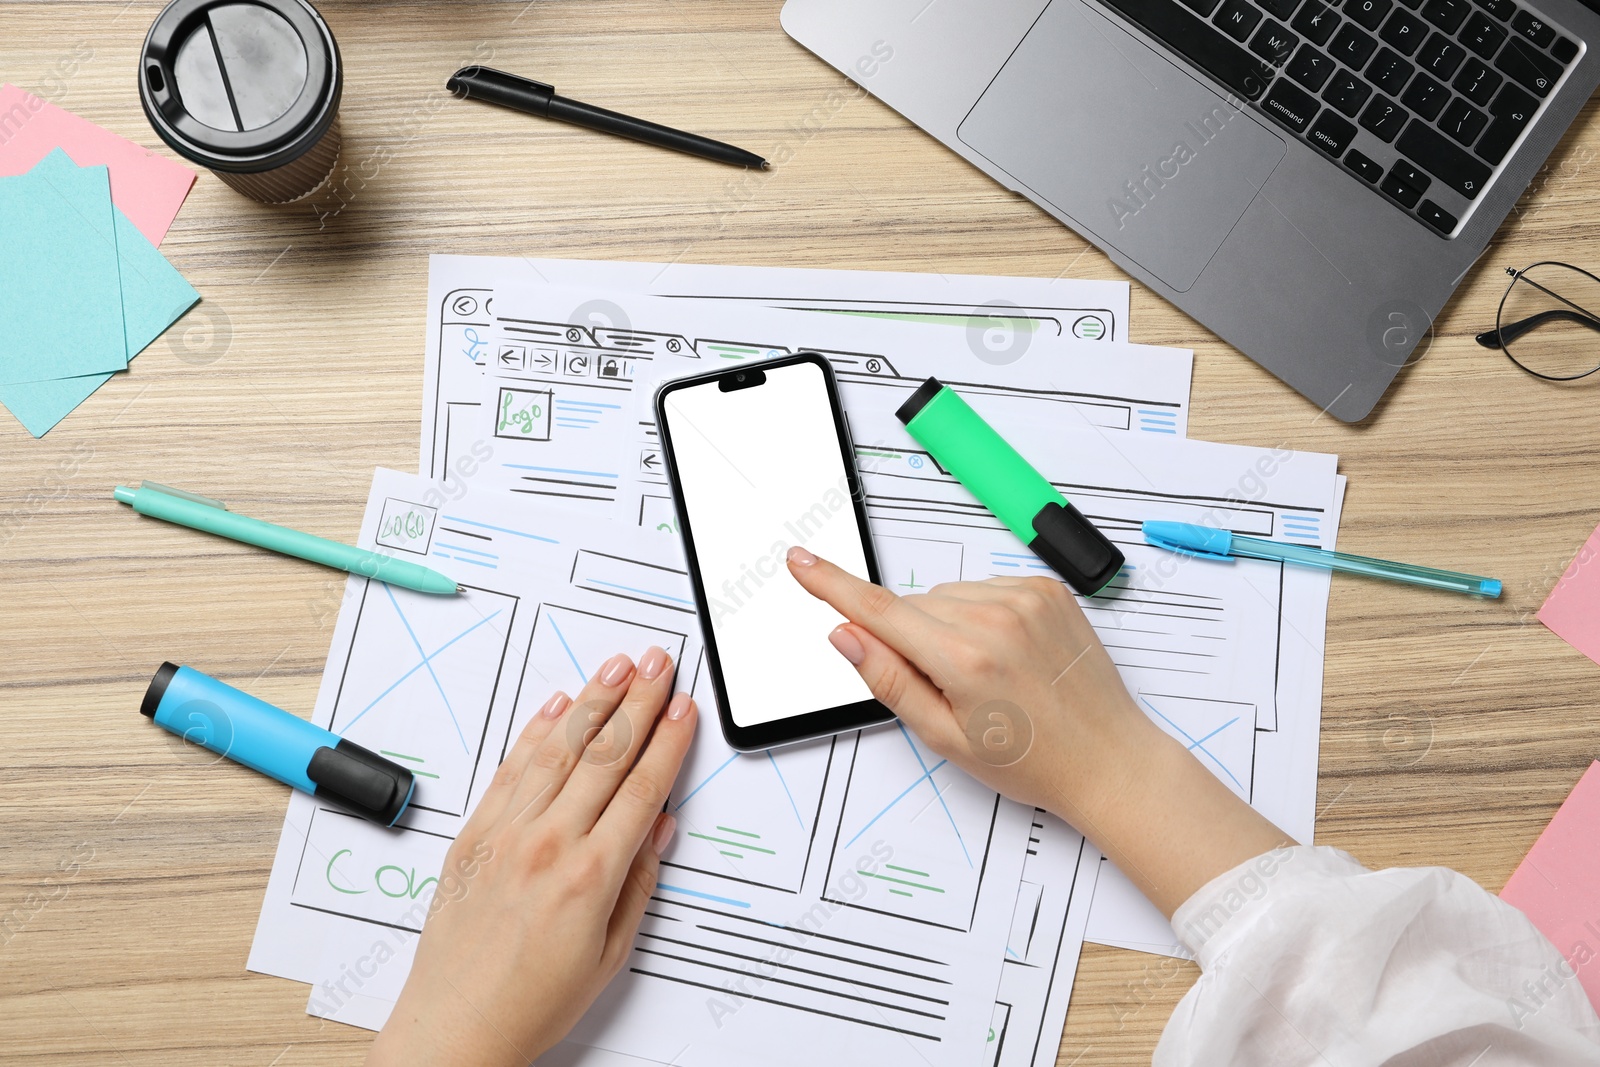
top-left (895, 378), bottom-right (1125, 596)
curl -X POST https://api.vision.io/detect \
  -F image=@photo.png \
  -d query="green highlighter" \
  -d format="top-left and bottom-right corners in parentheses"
top-left (895, 378), bottom-right (1125, 595)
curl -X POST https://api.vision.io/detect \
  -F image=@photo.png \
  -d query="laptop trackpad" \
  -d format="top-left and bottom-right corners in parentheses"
top-left (958, 0), bottom-right (1285, 292)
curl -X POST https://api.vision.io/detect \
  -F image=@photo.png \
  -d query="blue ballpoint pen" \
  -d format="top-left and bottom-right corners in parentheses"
top-left (1142, 521), bottom-right (1502, 598)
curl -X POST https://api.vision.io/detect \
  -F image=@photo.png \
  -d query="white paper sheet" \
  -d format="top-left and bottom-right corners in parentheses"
top-left (1083, 473), bottom-right (1347, 959)
top-left (421, 256), bottom-right (1155, 503)
top-left (250, 469), bottom-right (1033, 1067)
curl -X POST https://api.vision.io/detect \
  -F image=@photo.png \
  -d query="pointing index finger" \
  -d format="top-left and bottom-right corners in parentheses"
top-left (785, 547), bottom-right (949, 685)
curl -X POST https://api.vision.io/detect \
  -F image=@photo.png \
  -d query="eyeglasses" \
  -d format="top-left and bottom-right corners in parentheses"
top-left (1475, 261), bottom-right (1600, 382)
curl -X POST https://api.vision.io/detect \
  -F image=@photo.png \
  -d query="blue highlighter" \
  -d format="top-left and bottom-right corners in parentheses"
top-left (141, 663), bottom-right (415, 826)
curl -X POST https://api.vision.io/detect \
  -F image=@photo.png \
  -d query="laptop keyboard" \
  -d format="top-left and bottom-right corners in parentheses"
top-left (1099, 0), bottom-right (1583, 235)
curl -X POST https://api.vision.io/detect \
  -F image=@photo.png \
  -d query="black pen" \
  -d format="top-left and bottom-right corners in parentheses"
top-left (447, 66), bottom-right (768, 170)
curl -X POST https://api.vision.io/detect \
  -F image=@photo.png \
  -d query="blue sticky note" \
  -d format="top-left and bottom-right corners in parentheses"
top-left (0, 150), bottom-right (199, 437)
top-left (0, 155), bottom-right (128, 387)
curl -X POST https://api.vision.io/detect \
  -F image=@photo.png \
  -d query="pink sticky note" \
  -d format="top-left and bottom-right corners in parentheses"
top-left (1538, 523), bottom-right (1600, 668)
top-left (0, 84), bottom-right (195, 246)
top-left (1502, 761), bottom-right (1600, 1015)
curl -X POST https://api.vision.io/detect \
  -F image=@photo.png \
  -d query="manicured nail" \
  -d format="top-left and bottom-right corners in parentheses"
top-left (599, 653), bottom-right (634, 687)
top-left (537, 691), bottom-right (570, 719)
top-left (651, 814), bottom-right (677, 856)
top-left (666, 693), bottom-right (693, 721)
top-left (788, 545), bottom-right (817, 566)
top-left (829, 626), bottom-right (865, 665)
top-left (638, 645), bottom-right (670, 680)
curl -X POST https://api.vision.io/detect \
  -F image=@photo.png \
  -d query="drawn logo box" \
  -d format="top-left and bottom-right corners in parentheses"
top-left (375, 498), bottom-right (438, 555)
top-left (495, 386), bottom-right (553, 441)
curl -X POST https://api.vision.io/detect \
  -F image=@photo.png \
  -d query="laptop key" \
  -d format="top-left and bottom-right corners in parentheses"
top-left (1551, 37), bottom-right (1578, 63)
top-left (1216, 0), bottom-right (1264, 40)
top-left (1417, 33), bottom-right (1466, 76)
top-left (1417, 199), bottom-right (1458, 232)
top-left (1098, 0), bottom-right (1279, 97)
top-left (1495, 37), bottom-right (1561, 96)
top-left (1262, 77), bottom-right (1321, 130)
top-left (1292, 0), bottom-right (1340, 43)
top-left (1398, 119), bottom-right (1492, 195)
top-left (1510, 10), bottom-right (1555, 47)
top-left (1474, 82), bottom-right (1536, 162)
top-left (1368, 48), bottom-right (1416, 93)
top-left (1259, 0), bottom-right (1303, 19)
top-left (1459, 12), bottom-right (1508, 58)
top-left (1181, 0), bottom-right (1227, 18)
top-left (1308, 109), bottom-right (1359, 153)
top-left (1453, 57), bottom-right (1502, 103)
top-left (1345, 0), bottom-right (1393, 29)
top-left (1331, 23), bottom-right (1380, 66)
top-left (1359, 93), bottom-right (1410, 139)
top-left (1380, 9), bottom-right (1430, 53)
top-left (1322, 68), bottom-right (1374, 113)
top-left (1439, 97), bottom-right (1489, 143)
top-left (1251, 20), bottom-right (1302, 65)
top-left (1381, 168), bottom-right (1428, 206)
top-left (1400, 71), bottom-right (1450, 118)
top-left (1475, 0), bottom-right (1515, 20)
top-left (1288, 43), bottom-right (1338, 88)
top-left (1345, 148), bottom-right (1386, 180)
top-left (1420, 0), bottom-right (1469, 31)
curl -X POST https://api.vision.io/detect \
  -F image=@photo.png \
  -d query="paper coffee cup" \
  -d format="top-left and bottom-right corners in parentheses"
top-left (139, 0), bottom-right (343, 204)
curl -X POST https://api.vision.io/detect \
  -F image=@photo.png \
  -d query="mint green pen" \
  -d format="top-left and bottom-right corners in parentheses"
top-left (113, 482), bottom-right (461, 595)
top-left (1142, 521), bottom-right (1501, 598)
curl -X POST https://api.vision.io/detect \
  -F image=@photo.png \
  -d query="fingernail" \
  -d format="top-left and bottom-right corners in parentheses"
top-left (666, 693), bottom-right (693, 721)
top-left (638, 645), bottom-right (669, 680)
top-left (537, 691), bottom-right (570, 719)
top-left (652, 814), bottom-right (677, 856)
top-left (787, 545), bottom-right (817, 567)
top-left (829, 626), bottom-right (865, 665)
top-left (599, 653), bottom-right (634, 687)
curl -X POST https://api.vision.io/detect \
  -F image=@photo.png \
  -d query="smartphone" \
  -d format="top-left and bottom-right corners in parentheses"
top-left (655, 352), bottom-right (892, 750)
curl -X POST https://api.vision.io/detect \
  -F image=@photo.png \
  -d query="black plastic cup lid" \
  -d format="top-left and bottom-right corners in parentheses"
top-left (139, 0), bottom-right (341, 173)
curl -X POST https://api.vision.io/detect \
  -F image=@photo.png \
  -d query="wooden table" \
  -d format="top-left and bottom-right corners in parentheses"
top-left (3, 1), bottom-right (1598, 1063)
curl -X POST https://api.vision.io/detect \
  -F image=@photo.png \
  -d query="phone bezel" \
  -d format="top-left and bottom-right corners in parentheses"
top-left (654, 352), bottom-right (893, 751)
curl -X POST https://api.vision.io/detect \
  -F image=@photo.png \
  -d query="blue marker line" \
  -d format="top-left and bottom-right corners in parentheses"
top-left (435, 542), bottom-right (499, 559)
top-left (341, 611), bottom-right (503, 733)
top-left (767, 750), bottom-right (805, 829)
top-left (993, 560), bottom-right (1020, 568)
top-left (500, 465), bottom-right (620, 480)
top-left (442, 515), bottom-right (559, 543)
top-left (1140, 697), bottom-right (1243, 790)
top-left (446, 554), bottom-right (496, 569)
top-left (897, 721), bottom-right (972, 867)
top-left (554, 399), bottom-right (622, 410)
top-left (1282, 531), bottom-right (1319, 540)
top-left (1136, 409), bottom-right (1177, 417)
top-left (658, 883), bottom-right (751, 909)
top-left (380, 584), bottom-right (468, 753)
top-left (675, 752), bottom-right (740, 810)
top-left (556, 419), bottom-right (600, 427)
top-left (586, 578), bottom-right (695, 606)
top-left (844, 757), bottom-right (950, 850)
top-left (1141, 426), bottom-right (1179, 435)
top-left (546, 614), bottom-right (586, 680)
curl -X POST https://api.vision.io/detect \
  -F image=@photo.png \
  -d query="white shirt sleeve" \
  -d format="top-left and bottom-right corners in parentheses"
top-left (1154, 845), bottom-right (1600, 1066)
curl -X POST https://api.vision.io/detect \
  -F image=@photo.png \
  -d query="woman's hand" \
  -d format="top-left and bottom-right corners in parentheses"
top-left (367, 647), bottom-right (697, 1067)
top-left (786, 548), bottom-right (1290, 916)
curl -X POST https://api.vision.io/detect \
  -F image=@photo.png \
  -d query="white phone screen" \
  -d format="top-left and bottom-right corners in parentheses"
top-left (662, 360), bottom-right (874, 728)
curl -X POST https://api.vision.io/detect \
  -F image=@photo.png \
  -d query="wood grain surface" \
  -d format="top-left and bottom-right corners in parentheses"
top-left (2, 1), bottom-right (1598, 1064)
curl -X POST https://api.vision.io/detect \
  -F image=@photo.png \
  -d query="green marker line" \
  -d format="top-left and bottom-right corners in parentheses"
top-left (706, 344), bottom-right (761, 357)
top-left (380, 750), bottom-right (426, 764)
top-left (855, 449), bottom-right (901, 460)
top-left (720, 851), bottom-right (745, 859)
top-left (889, 888), bottom-right (913, 897)
top-left (885, 863), bottom-right (931, 878)
top-left (716, 826), bottom-right (762, 839)
top-left (688, 832), bottom-right (776, 855)
top-left (411, 770), bottom-right (441, 779)
top-left (864, 870), bottom-right (944, 893)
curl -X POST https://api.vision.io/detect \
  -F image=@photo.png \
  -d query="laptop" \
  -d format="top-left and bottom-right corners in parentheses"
top-left (781, 0), bottom-right (1599, 421)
